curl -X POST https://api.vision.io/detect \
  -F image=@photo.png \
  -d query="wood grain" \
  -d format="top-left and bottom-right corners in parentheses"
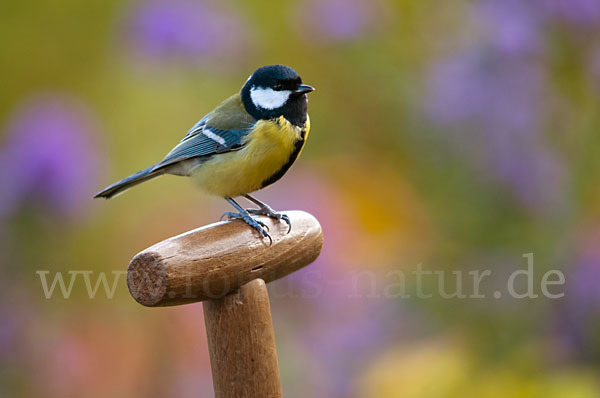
top-left (127, 210), bottom-right (323, 306)
top-left (203, 279), bottom-right (282, 398)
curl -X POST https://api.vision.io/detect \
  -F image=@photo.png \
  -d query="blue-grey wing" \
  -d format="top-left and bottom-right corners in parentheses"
top-left (152, 122), bottom-right (254, 171)
top-left (180, 114), bottom-right (209, 141)
top-left (152, 93), bottom-right (256, 172)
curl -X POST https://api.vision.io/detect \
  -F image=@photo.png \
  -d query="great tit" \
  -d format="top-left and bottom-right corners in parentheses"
top-left (94, 65), bottom-right (314, 242)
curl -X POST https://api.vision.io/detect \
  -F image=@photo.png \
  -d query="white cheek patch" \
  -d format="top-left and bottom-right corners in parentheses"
top-left (250, 87), bottom-right (291, 110)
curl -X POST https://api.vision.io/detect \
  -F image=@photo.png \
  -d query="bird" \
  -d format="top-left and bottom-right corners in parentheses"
top-left (94, 64), bottom-right (314, 243)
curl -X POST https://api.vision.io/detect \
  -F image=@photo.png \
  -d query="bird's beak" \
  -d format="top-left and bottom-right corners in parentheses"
top-left (294, 84), bottom-right (315, 95)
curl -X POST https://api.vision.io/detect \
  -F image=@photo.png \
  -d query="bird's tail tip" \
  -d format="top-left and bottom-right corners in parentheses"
top-left (93, 191), bottom-right (111, 199)
top-left (92, 165), bottom-right (161, 200)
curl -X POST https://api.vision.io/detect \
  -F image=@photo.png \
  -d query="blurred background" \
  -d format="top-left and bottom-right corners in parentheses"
top-left (1, 0), bottom-right (600, 396)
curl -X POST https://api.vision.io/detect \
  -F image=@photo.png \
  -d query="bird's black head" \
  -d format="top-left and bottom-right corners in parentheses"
top-left (241, 65), bottom-right (314, 127)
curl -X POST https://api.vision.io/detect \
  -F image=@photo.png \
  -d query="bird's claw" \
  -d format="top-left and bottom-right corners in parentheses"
top-left (220, 211), bottom-right (236, 222)
top-left (247, 207), bottom-right (292, 234)
top-left (220, 211), bottom-right (272, 244)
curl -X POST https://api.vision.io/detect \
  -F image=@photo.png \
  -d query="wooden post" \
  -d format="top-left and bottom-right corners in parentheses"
top-left (126, 210), bottom-right (323, 397)
top-left (204, 279), bottom-right (281, 397)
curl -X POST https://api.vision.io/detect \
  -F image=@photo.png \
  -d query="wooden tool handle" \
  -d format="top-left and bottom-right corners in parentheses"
top-left (127, 210), bottom-right (323, 306)
top-left (204, 279), bottom-right (282, 398)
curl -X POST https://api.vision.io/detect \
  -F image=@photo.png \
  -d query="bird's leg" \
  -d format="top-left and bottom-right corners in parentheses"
top-left (222, 197), bottom-right (272, 244)
top-left (244, 194), bottom-right (291, 233)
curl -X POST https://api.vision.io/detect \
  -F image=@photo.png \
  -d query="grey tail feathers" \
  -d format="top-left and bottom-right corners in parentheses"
top-left (94, 165), bottom-right (162, 199)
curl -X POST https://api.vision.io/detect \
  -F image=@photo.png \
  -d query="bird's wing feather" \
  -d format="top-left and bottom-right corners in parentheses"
top-left (180, 114), bottom-right (208, 141)
top-left (152, 94), bottom-right (256, 171)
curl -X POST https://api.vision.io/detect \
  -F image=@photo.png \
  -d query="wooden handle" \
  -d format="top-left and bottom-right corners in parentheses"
top-left (127, 210), bottom-right (323, 306)
top-left (204, 279), bottom-right (282, 398)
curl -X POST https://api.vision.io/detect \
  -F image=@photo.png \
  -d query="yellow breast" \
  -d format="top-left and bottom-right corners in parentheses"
top-left (191, 115), bottom-right (309, 197)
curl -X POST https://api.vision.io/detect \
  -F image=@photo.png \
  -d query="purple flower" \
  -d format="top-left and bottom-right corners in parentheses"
top-left (565, 236), bottom-right (600, 312)
top-left (273, 267), bottom-right (401, 397)
top-left (427, 51), bottom-right (548, 130)
top-left (475, 0), bottom-right (544, 56)
top-left (0, 306), bottom-right (17, 356)
top-left (123, 0), bottom-right (248, 66)
top-left (306, 299), bottom-right (396, 396)
top-left (0, 94), bottom-right (104, 220)
top-left (589, 46), bottom-right (600, 90)
top-left (555, 232), bottom-right (600, 358)
top-left (540, 0), bottom-right (600, 27)
top-left (296, 0), bottom-right (379, 43)
top-left (425, 46), bottom-right (567, 213)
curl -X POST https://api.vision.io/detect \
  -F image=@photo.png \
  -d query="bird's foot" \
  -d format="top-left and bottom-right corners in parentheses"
top-left (220, 211), bottom-right (272, 244)
top-left (247, 206), bottom-right (291, 234)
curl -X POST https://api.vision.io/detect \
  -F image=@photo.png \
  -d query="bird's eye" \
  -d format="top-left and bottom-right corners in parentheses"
top-left (273, 83), bottom-right (284, 91)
